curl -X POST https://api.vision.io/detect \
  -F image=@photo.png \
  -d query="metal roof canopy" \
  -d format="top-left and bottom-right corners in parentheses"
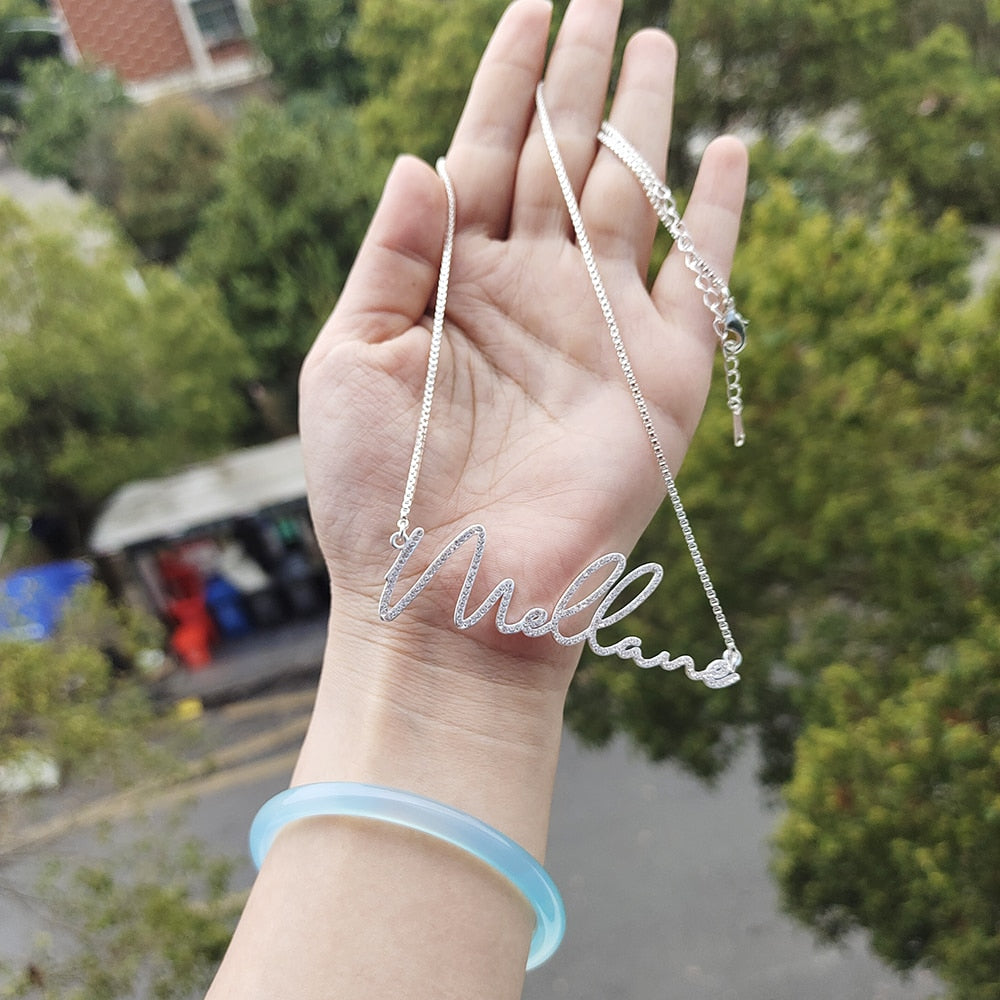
top-left (89, 436), bottom-right (308, 556)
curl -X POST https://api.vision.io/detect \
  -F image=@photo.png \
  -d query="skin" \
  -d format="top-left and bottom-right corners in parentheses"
top-left (205, 1), bottom-right (747, 997)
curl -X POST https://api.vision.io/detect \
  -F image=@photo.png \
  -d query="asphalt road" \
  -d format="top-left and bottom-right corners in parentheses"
top-left (1, 684), bottom-right (940, 999)
top-left (529, 733), bottom-right (939, 1000)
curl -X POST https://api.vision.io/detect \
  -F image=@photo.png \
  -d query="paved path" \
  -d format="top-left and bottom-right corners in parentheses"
top-left (156, 617), bottom-right (327, 707)
top-left (528, 733), bottom-right (939, 1000)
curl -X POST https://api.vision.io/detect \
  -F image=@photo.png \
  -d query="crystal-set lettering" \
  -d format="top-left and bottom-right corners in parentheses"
top-left (379, 524), bottom-right (741, 690)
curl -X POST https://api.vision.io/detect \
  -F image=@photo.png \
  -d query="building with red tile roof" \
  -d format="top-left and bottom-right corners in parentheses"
top-left (51, 0), bottom-right (268, 102)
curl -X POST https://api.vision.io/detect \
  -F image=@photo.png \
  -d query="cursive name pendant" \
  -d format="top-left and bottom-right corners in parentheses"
top-left (378, 85), bottom-right (745, 690)
top-left (381, 525), bottom-right (742, 689)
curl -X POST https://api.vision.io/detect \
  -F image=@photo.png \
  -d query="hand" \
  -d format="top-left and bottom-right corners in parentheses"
top-left (300, 0), bottom-right (747, 680)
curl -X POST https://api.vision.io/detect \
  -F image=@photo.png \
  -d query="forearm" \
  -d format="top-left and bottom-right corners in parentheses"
top-left (206, 600), bottom-right (576, 1000)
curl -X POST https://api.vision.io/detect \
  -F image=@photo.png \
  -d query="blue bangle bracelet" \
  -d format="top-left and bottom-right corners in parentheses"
top-left (249, 782), bottom-right (566, 970)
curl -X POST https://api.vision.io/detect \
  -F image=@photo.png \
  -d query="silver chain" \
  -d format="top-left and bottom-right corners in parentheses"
top-left (389, 92), bottom-right (741, 663)
top-left (597, 120), bottom-right (747, 447)
top-left (391, 157), bottom-right (456, 549)
top-left (534, 83), bottom-right (739, 658)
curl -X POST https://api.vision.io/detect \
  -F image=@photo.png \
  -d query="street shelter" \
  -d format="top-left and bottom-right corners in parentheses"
top-left (89, 436), bottom-right (326, 667)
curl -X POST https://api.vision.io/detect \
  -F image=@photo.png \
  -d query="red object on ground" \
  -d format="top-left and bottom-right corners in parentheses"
top-left (159, 553), bottom-right (216, 669)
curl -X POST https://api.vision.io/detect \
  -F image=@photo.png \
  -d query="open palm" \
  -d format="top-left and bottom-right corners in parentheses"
top-left (300, 0), bottom-right (747, 671)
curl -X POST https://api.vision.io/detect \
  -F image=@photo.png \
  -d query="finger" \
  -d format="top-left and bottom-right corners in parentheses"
top-left (580, 29), bottom-right (676, 273)
top-left (310, 155), bottom-right (446, 351)
top-left (652, 135), bottom-right (749, 359)
top-left (510, 0), bottom-right (623, 237)
top-left (446, 0), bottom-right (553, 239)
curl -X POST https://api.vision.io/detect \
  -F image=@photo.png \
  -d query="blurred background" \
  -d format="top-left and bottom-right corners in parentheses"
top-left (1, 1), bottom-right (997, 997)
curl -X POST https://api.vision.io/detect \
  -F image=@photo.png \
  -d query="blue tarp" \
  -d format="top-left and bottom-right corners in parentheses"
top-left (0, 561), bottom-right (93, 640)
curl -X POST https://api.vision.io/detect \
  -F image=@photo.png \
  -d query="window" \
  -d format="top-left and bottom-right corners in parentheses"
top-left (189, 0), bottom-right (245, 46)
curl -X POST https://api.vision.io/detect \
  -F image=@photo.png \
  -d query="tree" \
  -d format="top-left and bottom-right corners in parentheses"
top-left (351, 0), bottom-right (507, 169)
top-left (0, 197), bottom-right (253, 541)
top-left (183, 97), bottom-right (369, 411)
top-left (0, 583), bottom-right (161, 780)
top-left (745, 129), bottom-right (887, 217)
top-left (616, 0), bottom-right (1000, 221)
top-left (12, 58), bottom-right (129, 188)
top-left (772, 612), bottom-right (1000, 1000)
top-left (767, 266), bottom-right (1000, 998)
top-left (191, 0), bottom-right (573, 421)
top-left (0, 585), bottom-right (241, 999)
top-left (4, 830), bottom-right (239, 1000)
top-left (860, 23), bottom-right (1000, 222)
top-left (563, 172), bottom-right (1000, 992)
top-left (566, 178), bottom-right (980, 777)
top-left (112, 98), bottom-right (229, 262)
top-left (250, 0), bottom-right (365, 103)
top-left (0, 0), bottom-right (59, 86)
top-left (661, 0), bottom-right (896, 175)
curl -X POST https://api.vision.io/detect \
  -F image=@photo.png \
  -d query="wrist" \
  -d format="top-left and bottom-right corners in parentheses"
top-left (291, 598), bottom-right (576, 858)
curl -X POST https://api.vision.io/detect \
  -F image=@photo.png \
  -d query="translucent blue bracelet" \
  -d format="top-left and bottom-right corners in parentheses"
top-left (249, 781), bottom-right (565, 970)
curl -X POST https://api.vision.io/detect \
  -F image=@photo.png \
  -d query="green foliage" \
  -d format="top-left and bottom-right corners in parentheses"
top-left (12, 58), bottom-right (130, 187)
top-left (0, 639), bottom-right (111, 769)
top-left (0, 585), bottom-right (232, 1000)
top-left (112, 98), bottom-right (229, 261)
top-left (55, 579), bottom-right (165, 663)
top-left (184, 97), bottom-right (369, 405)
top-left (650, 0), bottom-right (1000, 220)
top-left (569, 179), bottom-right (982, 772)
top-left (352, 0), bottom-right (507, 169)
top-left (567, 176), bottom-right (1000, 992)
top-left (894, 0), bottom-right (1000, 68)
top-left (666, 0), bottom-right (896, 158)
top-left (746, 130), bottom-right (887, 217)
top-left (714, 181), bottom-right (976, 662)
top-left (251, 0), bottom-right (365, 103)
top-left (0, 0), bottom-right (58, 84)
top-left (773, 613), bottom-right (1000, 999)
top-left (0, 197), bottom-right (253, 533)
top-left (861, 24), bottom-right (1000, 223)
top-left (0, 583), bottom-right (162, 776)
top-left (5, 826), bottom-right (240, 1000)
top-left (619, 0), bottom-right (671, 32)
top-left (0, 517), bottom-right (47, 571)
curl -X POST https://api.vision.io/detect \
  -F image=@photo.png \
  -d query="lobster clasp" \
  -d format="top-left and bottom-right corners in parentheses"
top-left (722, 309), bottom-right (748, 355)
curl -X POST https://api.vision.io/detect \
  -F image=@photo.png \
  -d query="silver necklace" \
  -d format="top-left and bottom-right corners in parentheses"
top-left (595, 118), bottom-right (748, 447)
top-left (378, 86), bottom-right (744, 690)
